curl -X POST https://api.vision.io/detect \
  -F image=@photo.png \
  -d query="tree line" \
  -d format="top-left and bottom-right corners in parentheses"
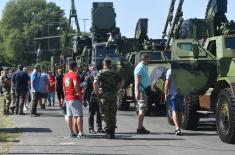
top-left (0, 0), bottom-right (73, 67)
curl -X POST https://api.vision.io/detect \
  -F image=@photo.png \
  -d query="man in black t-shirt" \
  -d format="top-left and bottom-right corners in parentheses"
top-left (56, 68), bottom-right (64, 107)
top-left (84, 63), bottom-right (104, 134)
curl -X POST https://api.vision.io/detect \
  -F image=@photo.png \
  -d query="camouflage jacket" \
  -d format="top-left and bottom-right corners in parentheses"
top-left (0, 74), bottom-right (11, 92)
top-left (95, 68), bottom-right (121, 97)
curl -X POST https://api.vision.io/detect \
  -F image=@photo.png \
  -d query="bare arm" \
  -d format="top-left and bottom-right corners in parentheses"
top-left (134, 75), bottom-right (141, 100)
top-left (93, 79), bottom-right (100, 96)
top-left (73, 79), bottom-right (82, 98)
top-left (164, 79), bottom-right (169, 101)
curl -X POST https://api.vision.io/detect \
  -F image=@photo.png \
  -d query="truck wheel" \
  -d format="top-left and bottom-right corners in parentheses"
top-left (182, 96), bottom-right (200, 130)
top-left (216, 88), bottom-right (235, 144)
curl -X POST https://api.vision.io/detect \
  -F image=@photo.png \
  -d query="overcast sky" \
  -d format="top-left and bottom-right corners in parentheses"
top-left (1, 0), bottom-right (235, 38)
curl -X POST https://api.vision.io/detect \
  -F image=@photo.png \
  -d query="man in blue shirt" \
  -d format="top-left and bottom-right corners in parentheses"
top-left (12, 64), bottom-right (30, 115)
top-left (30, 64), bottom-right (41, 117)
top-left (134, 53), bottom-right (151, 134)
top-left (164, 68), bottom-right (184, 135)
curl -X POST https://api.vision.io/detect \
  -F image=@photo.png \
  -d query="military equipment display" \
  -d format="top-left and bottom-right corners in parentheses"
top-left (90, 2), bottom-right (122, 71)
top-left (60, 1), bottom-right (169, 115)
top-left (116, 19), bottom-right (170, 114)
top-left (164, 0), bottom-right (235, 143)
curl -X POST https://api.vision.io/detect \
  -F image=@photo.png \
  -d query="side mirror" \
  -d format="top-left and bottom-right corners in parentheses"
top-left (193, 45), bottom-right (199, 59)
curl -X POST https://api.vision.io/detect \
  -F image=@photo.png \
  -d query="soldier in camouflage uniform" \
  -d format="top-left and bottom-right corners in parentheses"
top-left (10, 69), bottom-right (16, 114)
top-left (0, 68), bottom-right (12, 115)
top-left (93, 58), bottom-right (122, 139)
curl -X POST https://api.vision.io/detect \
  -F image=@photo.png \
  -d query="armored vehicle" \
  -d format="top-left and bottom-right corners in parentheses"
top-left (163, 0), bottom-right (235, 143)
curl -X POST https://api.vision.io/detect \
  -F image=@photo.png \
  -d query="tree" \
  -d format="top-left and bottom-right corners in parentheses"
top-left (0, 0), bottom-right (68, 65)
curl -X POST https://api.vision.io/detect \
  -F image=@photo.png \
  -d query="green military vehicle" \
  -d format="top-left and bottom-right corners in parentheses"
top-left (90, 2), bottom-right (123, 71)
top-left (164, 0), bottom-right (235, 143)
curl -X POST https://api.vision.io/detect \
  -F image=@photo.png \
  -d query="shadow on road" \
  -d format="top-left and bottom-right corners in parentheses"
top-left (7, 153), bottom-right (132, 155)
top-left (86, 133), bottom-right (185, 141)
top-left (0, 127), bottom-right (52, 133)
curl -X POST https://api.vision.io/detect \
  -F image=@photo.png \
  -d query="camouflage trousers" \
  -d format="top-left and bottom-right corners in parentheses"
top-left (3, 91), bottom-right (11, 114)
top-left (11, 90), bottom-right (16, 109)
top-left (100, 95), bottom-right (117, 131)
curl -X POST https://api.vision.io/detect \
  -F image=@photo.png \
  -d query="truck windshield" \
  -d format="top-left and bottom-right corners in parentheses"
top-left (96, 46), bottom-right (116, 57)
top-left (141, 52), bottom-right (164, 61)
top-left (225, 37), bottom-right (235, 50)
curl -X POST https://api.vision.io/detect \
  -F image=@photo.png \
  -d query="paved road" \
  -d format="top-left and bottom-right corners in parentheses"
top-left (6, 104), bottom-right (235, 155)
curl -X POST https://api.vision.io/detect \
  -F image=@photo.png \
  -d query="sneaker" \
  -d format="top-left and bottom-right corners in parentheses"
top-left (175, 129), bottom-right (182, 136)
top-left (23, 106), bottom-right (28, 112)
top-left (89, 129), bottom-right (96, 134)
top-left (41, 104), bottom-right (45, 109)
top-left (31, 113), bottom-right (40, 117)
top-left (68, 132), bottom-right (77, 138)
top-left (77, 133), bottom-right (86, 139)
top-left (137, 127), bottom-right (150, 134)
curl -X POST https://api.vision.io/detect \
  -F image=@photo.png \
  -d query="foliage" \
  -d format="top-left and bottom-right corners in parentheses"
top-left (40, 60), bottom-right (51, 72)
top-left (0, 0), bottom-right (69, 66)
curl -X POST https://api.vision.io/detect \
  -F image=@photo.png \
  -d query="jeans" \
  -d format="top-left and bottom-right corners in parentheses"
top-left (88, 94), bottom-right (102, 129)
top-left (168, 94), bottom-right (184, 112)
top-left (31, 92), bottom-right (41, 114)
top-left (48, 92), bottom-right (55, 106)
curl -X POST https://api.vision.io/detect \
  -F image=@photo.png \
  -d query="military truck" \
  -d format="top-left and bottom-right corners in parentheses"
top-left (90, 2), bottom-right (123, 70)
top-left (163, 0), bottom-right (235, 143)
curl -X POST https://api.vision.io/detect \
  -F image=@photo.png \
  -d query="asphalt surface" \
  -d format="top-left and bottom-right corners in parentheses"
top-left (5, 104), bottom-right (235, 155)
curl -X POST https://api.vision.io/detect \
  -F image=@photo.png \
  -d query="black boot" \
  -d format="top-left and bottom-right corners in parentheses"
top-left (105, 129), bottom-right (112, 139)
top-left (10, 106), bottom-right (15, 114)
top-left (110, 129), bottom-right (115, 139)
top-left (105, 129), bottom-right (115, 139)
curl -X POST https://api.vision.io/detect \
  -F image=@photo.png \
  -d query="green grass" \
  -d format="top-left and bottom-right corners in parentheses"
top-left (0, 97), bottom-right (20, 154)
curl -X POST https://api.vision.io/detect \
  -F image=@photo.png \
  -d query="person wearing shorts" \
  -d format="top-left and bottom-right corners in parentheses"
top-left (134, 53), bottom-right (151, 134)
top-left (63, 61), bottom-right (85, 138)
top-left (164, 68), bottom-right (183, 135)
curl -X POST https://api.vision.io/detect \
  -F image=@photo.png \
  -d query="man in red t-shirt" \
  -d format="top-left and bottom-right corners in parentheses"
top-left (48, 71), bottom-right (56, 106)
top-left (63, 61), bottom-right (85, 138)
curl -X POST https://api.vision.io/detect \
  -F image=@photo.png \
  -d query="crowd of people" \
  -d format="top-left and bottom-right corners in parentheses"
top-left (0, 53), bottom-right (184, 139)
top-left (0, 64), bottom-right (64, 117)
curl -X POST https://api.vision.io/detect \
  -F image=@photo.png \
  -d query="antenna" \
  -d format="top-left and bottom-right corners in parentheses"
top-left (61, 0), bottom-right (81, 60)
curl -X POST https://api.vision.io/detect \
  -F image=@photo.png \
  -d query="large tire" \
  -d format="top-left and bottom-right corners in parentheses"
top-left (216, 88), bottom-right (235, 144)
top-left (181, 96), bottom-right (200, 130)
